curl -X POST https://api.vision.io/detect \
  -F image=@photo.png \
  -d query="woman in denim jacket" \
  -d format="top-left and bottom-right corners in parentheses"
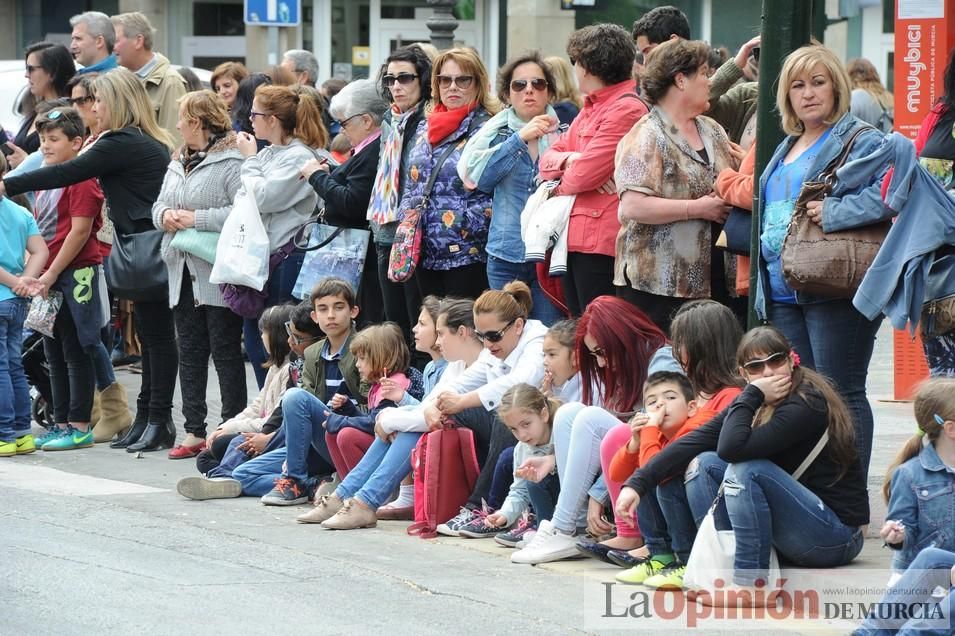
top-left (881, 378), bottom-right (955, 574)
top-left (458, 51), bottom-right (565, 324)
top-left (754, 44), bottom-right (891, 476)
top-left (399, 48), bottom-right (499, 300)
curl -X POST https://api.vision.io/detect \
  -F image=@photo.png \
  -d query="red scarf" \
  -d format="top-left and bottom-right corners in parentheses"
top-left (426, 102), bottom-right (476, 145)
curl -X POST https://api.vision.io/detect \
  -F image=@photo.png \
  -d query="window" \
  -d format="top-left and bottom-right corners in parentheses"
top-left (194, 2), bottom-right (245, 36)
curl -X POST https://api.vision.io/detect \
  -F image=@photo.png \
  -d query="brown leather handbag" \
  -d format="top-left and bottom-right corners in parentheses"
top-left (781, 126), bottom-right (890, 298)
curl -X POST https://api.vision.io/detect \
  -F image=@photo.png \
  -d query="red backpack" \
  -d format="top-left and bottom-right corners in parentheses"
top-left (406, 427), bottom-right (480, 539)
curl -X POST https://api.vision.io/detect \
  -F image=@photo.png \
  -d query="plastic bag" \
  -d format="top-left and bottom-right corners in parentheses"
top-left (24, 291), bottom-right (64, 338)
top-left (209, 177), bottom-right (271, 291)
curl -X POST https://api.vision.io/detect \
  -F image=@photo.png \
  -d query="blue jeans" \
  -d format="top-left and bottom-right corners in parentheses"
top-left (488, 446), bottom-right (515, 510)
top-left (854, 547), bottom-right (955, 636)
top-left (232, 446), bottom-right (287, 496)
top-left (244, 250), bottom-right (306, 388)
top-left (723, 458), bottom-right (864, 585)
top-left (281, 388), bottom-right (333, 482)
top-left (486, 255), bottom-right (563, 325)
top-left (640, 451), bottom-right (726, 562)
top-left (768, 299), bottom-right (882, 476)
top-left (208, 427), bottom-right (287, 479)
top-left (90, 339), bottom-right (115, 391)
top-left (0, 298), bottom-right (30, 441)
top-left (527, 473), bottom-right (560, 523)
top-left (336, 431), bottom-right (421, 509)
top-left (551, 403), bottom-right (619, 534)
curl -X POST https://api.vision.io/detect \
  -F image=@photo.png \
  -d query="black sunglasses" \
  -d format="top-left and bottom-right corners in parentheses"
top-left (742, 351), bottom-right (789, 374)
top-left (475, 318), bottom-right (516, 344)
top-left (382, 72), bottom-right (418, 87)
top-left (68, 95), bottom-right (93, 106)
top-left (587, 346), bottom-right (606, 359)
top-left (510, 78), bottom-right (548, 93)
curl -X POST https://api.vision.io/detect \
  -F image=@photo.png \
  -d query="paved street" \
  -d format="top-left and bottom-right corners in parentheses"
top-left (3, 322), bottom-right (921, 635)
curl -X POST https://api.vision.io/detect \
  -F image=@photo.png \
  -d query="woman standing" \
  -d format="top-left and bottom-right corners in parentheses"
top-left (615, 38), bottom-right (740, 334)
top-left (539, 24), bottom-right (647, 316)
top-left (544, 55), bottom-right (582, 126)
top-left (459, 51), bottom-right (564, 324)
top-left (847, 58), bottom-right (893, 133)
top-left (1, 68), bottom-right (177, 452)
top-left (153, 90), bottom-right (247, 459)
top-left (211, 62), bottom-right (249, 112)
top-left (400, 47), bottom-right (500, 300)
top-left (754, 44), bottom-right (889, 475)
top-left (7, 42), bottom-right (76, 168)
top-left (300, 79), bottom-right (390, 326)
top-left (368, 45), bottom-right (431, 344)
top-left (236, 83), bottom-right (329, 388)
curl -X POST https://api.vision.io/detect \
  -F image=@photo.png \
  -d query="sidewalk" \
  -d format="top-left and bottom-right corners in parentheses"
top-left (102, 320), bottom-right (918, 633)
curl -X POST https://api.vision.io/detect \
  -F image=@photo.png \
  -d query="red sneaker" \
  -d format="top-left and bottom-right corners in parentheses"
top-left (168, 441), bottom-right (206, 459)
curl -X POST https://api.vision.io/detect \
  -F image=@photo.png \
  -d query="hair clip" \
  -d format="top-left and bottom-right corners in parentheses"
top-left (48, 110), bottom-right (62, 120)
top-left (934, 413), bottom-right (946, 427)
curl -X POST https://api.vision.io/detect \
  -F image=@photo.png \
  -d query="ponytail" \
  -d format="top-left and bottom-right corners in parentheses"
top-left (499, 383), bottom-right (561, 431)
top-left (882, 377), bottom-right (955, 502)
top-left (291, 85), bottom-right (329, 149)
top-left (474, 280), bottom-right (533, 323)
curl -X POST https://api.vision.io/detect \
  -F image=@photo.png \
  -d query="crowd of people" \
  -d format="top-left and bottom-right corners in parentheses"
top-left (1, 4), bottom-right (954, 624)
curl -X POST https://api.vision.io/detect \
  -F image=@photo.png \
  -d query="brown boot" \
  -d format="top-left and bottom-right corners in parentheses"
top-left (93, 382), bottom-right (133, 443)
top-left (90, 390), bottom-right (102, 428)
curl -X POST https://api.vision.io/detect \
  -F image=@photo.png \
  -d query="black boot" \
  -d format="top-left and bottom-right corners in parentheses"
top-left (111, 416), bottom-right (147, 449)
top-left (127, 420), bottom-right (176, 453)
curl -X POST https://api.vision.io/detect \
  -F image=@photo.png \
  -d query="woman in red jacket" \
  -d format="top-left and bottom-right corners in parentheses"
top-left (539, 24), bottom-right (647, 317)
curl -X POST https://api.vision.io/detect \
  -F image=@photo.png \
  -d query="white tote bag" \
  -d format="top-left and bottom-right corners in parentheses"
top-left (683, 431), bottom-right (830, 592)
top-left (209, 177), bottom-right (271, 290)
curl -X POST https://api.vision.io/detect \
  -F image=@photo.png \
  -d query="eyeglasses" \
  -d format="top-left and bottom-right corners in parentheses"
top-left (587, 346), bottom-right (606, 359)
top-left (741, 351), bottom-right (790, 374)
top-left (474, 318), bottom-right (516, 344)
top-left (437, 74), bottom-right (474, 90)
top-left (25, 64), bottom-right (41, 74)
top-left (382, 72), bottom-right (418, 87)
top-left (335, 113), bottom-right (365, 128)
top-left (249, 110), bottom-right (270, 121)
top-left (285, 321), bottom-right (318, 346)
top-left (510, 78), bottom-right (548, 93)
top-left (68, 95), bottom-right (93, 106)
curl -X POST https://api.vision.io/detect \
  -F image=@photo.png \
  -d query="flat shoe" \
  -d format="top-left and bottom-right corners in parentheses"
top-left (606, 549), bottom-right (643, 568)
top-left (176, 476), bottom-right (242, 500)
top-left (575, 538), bottom-right (615, 564)
top-left (375, 505), bottom-right (414, 521)
top-left (168, 441), bottom-right (206, 459)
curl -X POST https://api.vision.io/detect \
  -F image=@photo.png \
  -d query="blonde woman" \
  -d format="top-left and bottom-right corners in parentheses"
top-left (847, 58), bottom-right (893, 133)
top-left (0, 67), bottom-right (178, 453)
top-left (153, 90), bottom-right (247, 459)
top-left (399, 47), bottom-right (501, 299)
top-left (544, 55), bottom-right (582, 125)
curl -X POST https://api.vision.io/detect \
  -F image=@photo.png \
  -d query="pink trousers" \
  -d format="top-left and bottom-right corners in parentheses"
top-left (599, 422), bottom-right (640, 539)
top-left (325, 428), bottom-right (374, 479)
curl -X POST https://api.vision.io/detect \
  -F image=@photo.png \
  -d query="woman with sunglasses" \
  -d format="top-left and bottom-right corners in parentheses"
top-left (422, 281), bottom-right (549, 535)
top-left (509, 296), bottom-right (680, 564)
top-left (458, 51), bottom-right (565, 324)
top-left (367, 45), bottom-right (432, 350)
top-left (299, 79), bottom-right (390, 327)
top-left (538, 24), bottom-right (647, 316)
top-left (616, 326), bottom-right (867, 605)
top-left (399, 47), bottom-right (500, 300)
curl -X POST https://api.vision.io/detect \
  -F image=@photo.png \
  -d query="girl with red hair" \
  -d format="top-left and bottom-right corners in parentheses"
top-left (511, 296), bottom-right (681, 564)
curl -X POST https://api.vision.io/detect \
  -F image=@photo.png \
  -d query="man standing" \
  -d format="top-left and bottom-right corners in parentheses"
top-left (111, 11), bottom-right (186, 143)
top-left (281, 49), bottom-right (333, 139)
top-left (70, 11), bottom-right (118, 75)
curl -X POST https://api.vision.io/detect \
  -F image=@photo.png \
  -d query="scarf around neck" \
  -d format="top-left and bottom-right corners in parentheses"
top-left (459, 105), bottom-right (558, 188)
top-left (367, 105), bottom-right (416, 224)
top-left (427, 101), bottom-right (476, 145)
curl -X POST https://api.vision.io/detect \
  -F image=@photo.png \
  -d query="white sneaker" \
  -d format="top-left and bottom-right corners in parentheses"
top-left (515, 529), bottom-right (537, 549)
top-left (436, 507), bottom-right (475, 536)
top-left (315, 473), bottom-right (340, 499)
top-left (511, 520), bottom-right (580, 564)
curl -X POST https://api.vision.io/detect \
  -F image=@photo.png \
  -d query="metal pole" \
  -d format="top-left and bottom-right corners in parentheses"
top-left (267, 26), bottom-right (279, 66)
top-left (748, 0), bottom-right (819, 328)
top-left (426, 0), bottom-right (459, 51)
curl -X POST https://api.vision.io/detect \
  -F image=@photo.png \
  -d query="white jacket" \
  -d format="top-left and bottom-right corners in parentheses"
top-left (520, 180), bottom-right (575, 276)
top-left (378, 360), bottom-right (469, 434)
top-left (216, 362), bottom-right (291, 435)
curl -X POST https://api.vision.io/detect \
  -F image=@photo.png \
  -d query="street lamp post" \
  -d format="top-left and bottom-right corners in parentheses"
top-left (427, 0), bottom-right (459, 50)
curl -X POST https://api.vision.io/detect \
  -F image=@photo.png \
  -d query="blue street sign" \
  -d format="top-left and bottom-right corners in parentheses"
top-left (245, 0), bottom-right (301, 26)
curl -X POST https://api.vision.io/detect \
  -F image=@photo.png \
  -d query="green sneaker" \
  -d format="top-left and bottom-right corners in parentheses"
top-left (41, 426), bottom-right (94, 451)
top-left (644, 563), bottom-right (687, 590)
top-left (15, 434), bottom-right (36, 454)
top-left (615, 555), bottom-right (674, 585)
top-left (0, 440), bottom-right (15, 457)
top-left (35, 428), bottom-right (67, 448)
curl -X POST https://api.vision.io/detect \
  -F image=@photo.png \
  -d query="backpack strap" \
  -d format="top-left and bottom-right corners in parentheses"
top-left (792, 430), bottom-right (830, 481)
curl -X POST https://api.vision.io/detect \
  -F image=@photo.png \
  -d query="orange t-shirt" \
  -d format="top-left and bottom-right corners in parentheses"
top-left (607, 386), bottom-right (742, 483)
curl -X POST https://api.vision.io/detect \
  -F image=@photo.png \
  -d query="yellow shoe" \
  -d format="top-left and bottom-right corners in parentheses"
top-left (0, 440), bottom-right (15, 457)
top-left (15, 434), bottom-right (36, 454)
top-left (614, 555), bottom-right (673, 585)
top-left (643, 563), bottom-right (687, 590)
